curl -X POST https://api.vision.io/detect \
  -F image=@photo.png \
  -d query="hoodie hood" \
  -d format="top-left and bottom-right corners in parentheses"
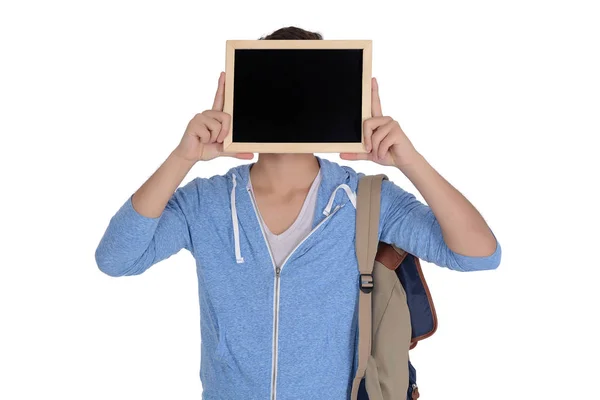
top-left (226, 156), bottom-right (360, 264)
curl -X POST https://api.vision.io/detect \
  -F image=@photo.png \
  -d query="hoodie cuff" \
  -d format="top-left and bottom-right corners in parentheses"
top-left (450, 234), bottom-right (502, 272)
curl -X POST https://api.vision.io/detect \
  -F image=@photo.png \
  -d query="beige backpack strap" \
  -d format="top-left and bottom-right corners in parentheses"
top-left (351, 174), bottom-right (387, 400)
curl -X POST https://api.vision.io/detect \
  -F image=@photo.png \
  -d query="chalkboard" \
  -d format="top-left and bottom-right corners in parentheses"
top-left (223, 40), bottom-right (372, 153)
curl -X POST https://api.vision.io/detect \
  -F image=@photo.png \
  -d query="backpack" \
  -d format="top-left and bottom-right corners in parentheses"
top-left (350, 174), bottom-right (439, 400)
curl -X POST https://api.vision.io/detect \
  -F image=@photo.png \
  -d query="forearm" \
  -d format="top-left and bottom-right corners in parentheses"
top-left (96, 151), bottom-right (197, 276)
top-left (132, 151), bottom-right (196, 218)
top-left (397, 152), bottom-right (497, 257)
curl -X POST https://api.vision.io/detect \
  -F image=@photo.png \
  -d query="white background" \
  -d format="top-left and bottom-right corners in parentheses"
top-left (1, 0), bottom-right (598, 399)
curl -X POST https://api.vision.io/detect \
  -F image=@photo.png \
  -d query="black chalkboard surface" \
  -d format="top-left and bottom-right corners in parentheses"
top-left (223, 40), bottom-right (372, 153)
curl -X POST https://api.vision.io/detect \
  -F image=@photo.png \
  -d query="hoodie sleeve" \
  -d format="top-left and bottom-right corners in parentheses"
top-left (95, 178), bottom-right (199, 277)
top-left (378, 179), bottom-right (501, 272)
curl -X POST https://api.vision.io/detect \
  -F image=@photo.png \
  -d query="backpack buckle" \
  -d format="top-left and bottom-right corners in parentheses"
top-left (359, 273), bottom-right (374, 293)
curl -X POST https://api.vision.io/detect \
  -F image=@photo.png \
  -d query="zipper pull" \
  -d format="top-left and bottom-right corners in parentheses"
top-left (276, 266), bottom-right (281, 276)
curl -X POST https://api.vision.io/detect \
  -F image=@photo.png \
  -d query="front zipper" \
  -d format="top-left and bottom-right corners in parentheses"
top-left (247, 186), bottom-right (343, 400)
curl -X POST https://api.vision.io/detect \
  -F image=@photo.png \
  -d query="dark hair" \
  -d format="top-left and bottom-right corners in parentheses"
top-left (259, 26), bottom-right (323, 40)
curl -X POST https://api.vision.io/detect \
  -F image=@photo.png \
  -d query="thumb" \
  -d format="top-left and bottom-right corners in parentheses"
top-left (234, 153), bottom-right (255, 160)
top-left (222, 152), bottom-right (254, 160)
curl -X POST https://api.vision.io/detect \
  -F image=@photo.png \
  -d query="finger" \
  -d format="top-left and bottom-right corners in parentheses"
top-left (339, 152), bottom-right (371, 161)
top-left (193, 125), bottom-right (211, 144)
top-left (216, 113), bottom-right (231, 143)
top-left (191, 115), bottom-right (219, 143)
top-left (371, 121), bottom-right (395, 160)
top-left (198, 115), bottom-right (222, 142)
top-left (363, 123), bottom-right (373, 153)
top-left (211, 72), bottom-right (226, 111)
top-left (378, 131), bottom-right (398, 160)
top-left (364, 116), bottom-right (392, 131)
top-left (363, 118), bottom-right (373, 153)
top-left (364, 116), bottom-right (392, 152)
top-left (371, 77), bottom-right (383, 117)
top-left (202, 110), bottom-right (231, 142)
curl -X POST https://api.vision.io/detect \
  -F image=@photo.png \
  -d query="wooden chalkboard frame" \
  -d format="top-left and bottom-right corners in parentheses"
top-left (223, 40), bottom-right (372, 153)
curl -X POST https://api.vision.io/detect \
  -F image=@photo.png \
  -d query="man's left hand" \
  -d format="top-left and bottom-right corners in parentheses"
top-left (340, 77), bottom-right (419, 168)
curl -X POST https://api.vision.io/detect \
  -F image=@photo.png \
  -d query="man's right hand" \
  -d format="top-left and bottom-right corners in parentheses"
top-left (173, 72), bottom-right (254, 162)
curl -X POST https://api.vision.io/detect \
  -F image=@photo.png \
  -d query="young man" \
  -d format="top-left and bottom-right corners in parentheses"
top-left (95, 27), bottom-right (501, 400)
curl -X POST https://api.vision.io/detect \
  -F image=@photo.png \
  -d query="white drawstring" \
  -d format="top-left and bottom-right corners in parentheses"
top-left (323, 184), bottom-right (357, 216)
top-left (231, 174), bottom-right (244, 263)
top-left (232, 175), bottom-right (355, 262)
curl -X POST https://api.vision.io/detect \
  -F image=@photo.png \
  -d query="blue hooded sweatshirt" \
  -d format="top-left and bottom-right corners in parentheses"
top-left (95, 156), bottom-right (501, 400)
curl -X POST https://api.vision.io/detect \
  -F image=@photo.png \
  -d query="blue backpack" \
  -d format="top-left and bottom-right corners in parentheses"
top-left (351, 175), bottom-right (438, 400)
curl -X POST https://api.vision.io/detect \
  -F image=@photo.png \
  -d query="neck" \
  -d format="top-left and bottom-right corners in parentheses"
top-left (250, 154), bottom-right (320, 192)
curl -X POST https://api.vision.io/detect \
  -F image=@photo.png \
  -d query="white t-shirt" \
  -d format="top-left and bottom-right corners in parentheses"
top-left (249, 170), bottom-right (322, 267)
